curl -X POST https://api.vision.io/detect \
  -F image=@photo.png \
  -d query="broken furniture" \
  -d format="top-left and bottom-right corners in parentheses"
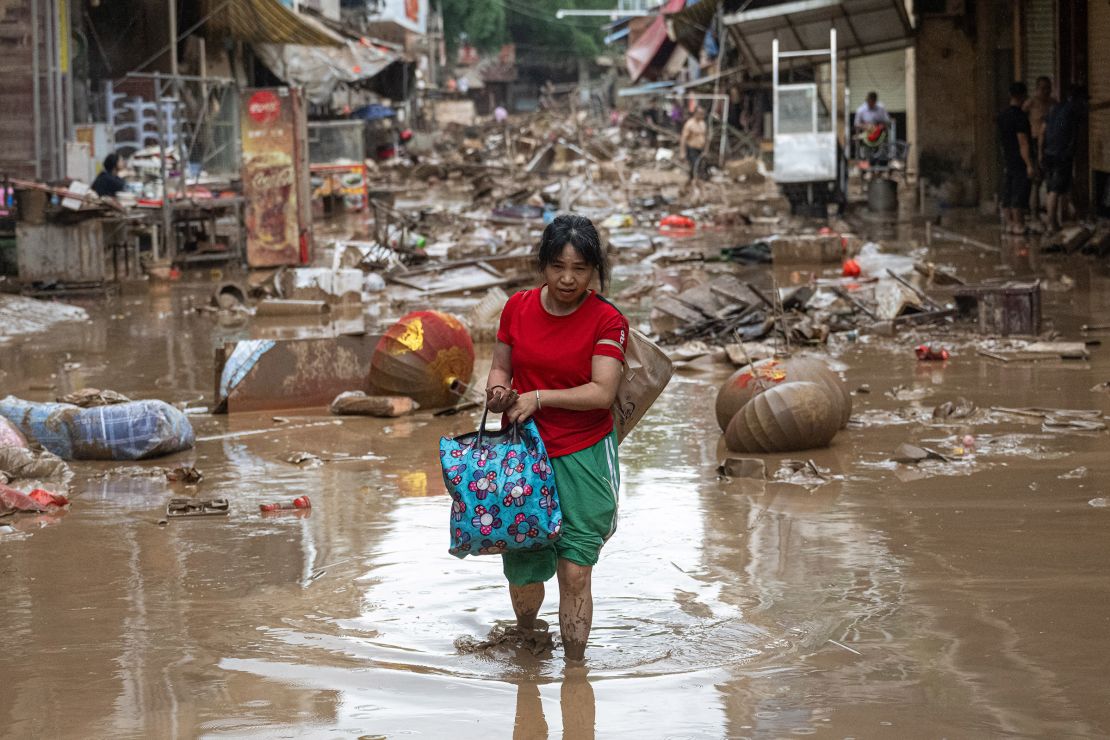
top-left (953, 281), bottom-right (1041, 336)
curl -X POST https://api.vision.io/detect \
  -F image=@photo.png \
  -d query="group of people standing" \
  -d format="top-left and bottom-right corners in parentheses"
top-left (997, 77), bottom-right (1086, 236)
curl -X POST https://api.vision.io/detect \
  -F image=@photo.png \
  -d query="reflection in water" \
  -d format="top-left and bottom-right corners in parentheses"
top-left (511, 668), bottom-right (596, 740)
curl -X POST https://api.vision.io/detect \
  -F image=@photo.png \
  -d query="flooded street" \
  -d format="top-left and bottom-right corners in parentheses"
top-left (2, 229), bottom-right (1110, 739)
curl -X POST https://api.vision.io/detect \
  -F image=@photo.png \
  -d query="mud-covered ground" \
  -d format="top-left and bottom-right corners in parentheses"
top-left (2, 221), bottom-right (1109, 738)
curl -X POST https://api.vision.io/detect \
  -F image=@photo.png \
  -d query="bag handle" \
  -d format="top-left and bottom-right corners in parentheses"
top-left (472, 404), bottom-right (525, 451)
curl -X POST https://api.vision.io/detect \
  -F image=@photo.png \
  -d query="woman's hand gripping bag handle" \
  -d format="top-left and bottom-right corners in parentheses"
top-left (439, 406), bottom-right (562, 558)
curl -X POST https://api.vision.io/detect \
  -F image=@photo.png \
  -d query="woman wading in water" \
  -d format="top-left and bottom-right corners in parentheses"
top-left (484, 214), bottom-right (628, 661)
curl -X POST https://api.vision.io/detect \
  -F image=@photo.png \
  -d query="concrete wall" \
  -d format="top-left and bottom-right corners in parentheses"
top-left (913, 15), bottom-right (978, 201)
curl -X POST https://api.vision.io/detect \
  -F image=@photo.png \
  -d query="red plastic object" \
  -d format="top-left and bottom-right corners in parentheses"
top-left (915, 344), bottom-right (950, 361)
top-left (28, 489), bottom-right (69, 507)
top-left (659, 214), bottom-right (695, 229)
top-left (0, 483), bottom-right (67, 515)
top-left (841, 259), bottom-right (861, 278)
top-left (259, 495), bottom-right (312, 512)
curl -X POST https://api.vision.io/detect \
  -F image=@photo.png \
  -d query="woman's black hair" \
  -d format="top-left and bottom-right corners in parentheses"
top-left (537, 214), bottom-right (609, 290)
top-left (103, 153), bottom-right (119, 173)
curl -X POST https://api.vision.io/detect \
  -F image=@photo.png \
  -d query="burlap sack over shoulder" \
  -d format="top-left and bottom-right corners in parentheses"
top-left (605, 329), bottom-right (674, 444)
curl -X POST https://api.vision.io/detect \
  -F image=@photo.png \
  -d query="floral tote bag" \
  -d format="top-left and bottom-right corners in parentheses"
top-left (439, 408), bottom-right (561, 558)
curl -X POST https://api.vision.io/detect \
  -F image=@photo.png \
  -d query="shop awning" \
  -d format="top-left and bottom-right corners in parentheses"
top-left (625, 0), bottom-right (687, 83)
top-left (665, 0), bottom-right (721, 56)
top-left (722, 0), bottom-right (914, 75)
top-left (253, 40), bottom-right (400, 104)
top-left (206, 0), bottom-right (345, 47)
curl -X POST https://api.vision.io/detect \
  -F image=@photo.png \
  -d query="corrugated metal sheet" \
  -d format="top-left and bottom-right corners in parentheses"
top-left (1024, 0), bottom-right (1056, 87)
top-left (17, 219), bottom-right (107, 284)
top-left (205, 0), bottom-right (344, 47)
top-left (848, 49), bottom-right (906, 112)
top-left (1090, 1), bottom-right (1110, 172)
top-left (723, 0), bottom-right (914, 75)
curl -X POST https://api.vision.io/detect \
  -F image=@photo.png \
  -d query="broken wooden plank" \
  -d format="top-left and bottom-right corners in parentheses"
top-left (977, 342), bottom-right (1090, 362)
top-left (653, 295), bottom-right (708, 324)
top-left (708, 277), bottom-right (760, 308)
top-left (255, 299), bottom-right (331, 316)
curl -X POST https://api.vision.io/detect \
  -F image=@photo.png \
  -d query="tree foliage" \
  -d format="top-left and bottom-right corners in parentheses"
top-left (439, 0), bottom-right (506, 53)
top-left (504, 0), bottom-right (610, 62)
top-left (438, 0), bottom-right (608, 60)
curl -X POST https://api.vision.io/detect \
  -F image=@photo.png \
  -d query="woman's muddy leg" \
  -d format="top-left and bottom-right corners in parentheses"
top-left (557, 559), bottom-right (593, 661)
top-left (510, 582), bottom-right (544, 629)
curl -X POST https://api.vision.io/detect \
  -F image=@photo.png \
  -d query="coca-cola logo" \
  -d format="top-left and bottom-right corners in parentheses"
top-left (249, 164), bottom-right (294, 192)
top-left (248, 91), bottom-right (282, 124)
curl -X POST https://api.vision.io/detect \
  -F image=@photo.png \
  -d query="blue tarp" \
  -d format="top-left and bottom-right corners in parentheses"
top-left (351, 104), bottom-right (396, 121)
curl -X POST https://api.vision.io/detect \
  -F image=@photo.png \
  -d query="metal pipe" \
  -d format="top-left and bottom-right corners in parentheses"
top-left (719, 98), bottom-right (729, 165)
top-left (53, 0), bottom-right (66, 178)
top-left (31, 0), bottom-right (41, 178)
top-left (62, 0), bottom-right (73, 143)
top-left (174, 78), bottom-right (186, 223)
top-left (776, 49), bottom-right (831, 58)
top-left (155, 73), bottom-right (168, 263)
top-left (772, 38), bottom-right (779, 139)
top-left (168, 0), bottom-right (178, 77)
top-left (555, 8), bottom-right (651, 17)
top-left (829, 27), bottom-right (836, 136)
top-left (44, 0), bottom-right (56, 178)
top-left (714, 10), bottom-right (728, 166)
top-left (126, 71), bottom-right (234, 83)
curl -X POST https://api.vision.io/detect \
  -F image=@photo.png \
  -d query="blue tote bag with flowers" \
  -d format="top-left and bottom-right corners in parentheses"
top-left (439, 408), bottom-right (561, 558)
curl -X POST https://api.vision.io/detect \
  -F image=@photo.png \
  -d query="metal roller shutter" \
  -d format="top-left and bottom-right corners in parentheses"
top-left (848, 49), bottom-right (907, 112)
top-left (1023, 0), bottom-right (1056, 87)
top-left (1090, 1), bottom-right (1110, 172)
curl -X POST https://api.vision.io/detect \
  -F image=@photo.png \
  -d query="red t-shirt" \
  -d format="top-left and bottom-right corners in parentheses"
top-left (497, 287), bottom-right (629, 457)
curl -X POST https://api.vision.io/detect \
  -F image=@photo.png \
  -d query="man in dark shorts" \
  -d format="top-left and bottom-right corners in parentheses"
top-left (996, 82), bottom-right (1036, 235)
top-left (1042, 85), bottom-right (1086, 233)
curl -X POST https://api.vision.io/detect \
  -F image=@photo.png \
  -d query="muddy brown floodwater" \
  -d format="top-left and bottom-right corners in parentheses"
top-left (2, 225), bottom-right (1110, 738)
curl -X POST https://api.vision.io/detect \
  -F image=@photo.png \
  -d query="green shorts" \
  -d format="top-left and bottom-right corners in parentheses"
top-left (502, 428), bottom-right (620, 586)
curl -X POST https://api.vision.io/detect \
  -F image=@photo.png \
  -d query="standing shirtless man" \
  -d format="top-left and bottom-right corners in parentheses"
top-left (679, 106), bottom-right (708, 193)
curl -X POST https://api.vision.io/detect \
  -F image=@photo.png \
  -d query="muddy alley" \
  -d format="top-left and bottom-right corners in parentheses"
top-left (1, 221), bottom-right (1108, 739)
